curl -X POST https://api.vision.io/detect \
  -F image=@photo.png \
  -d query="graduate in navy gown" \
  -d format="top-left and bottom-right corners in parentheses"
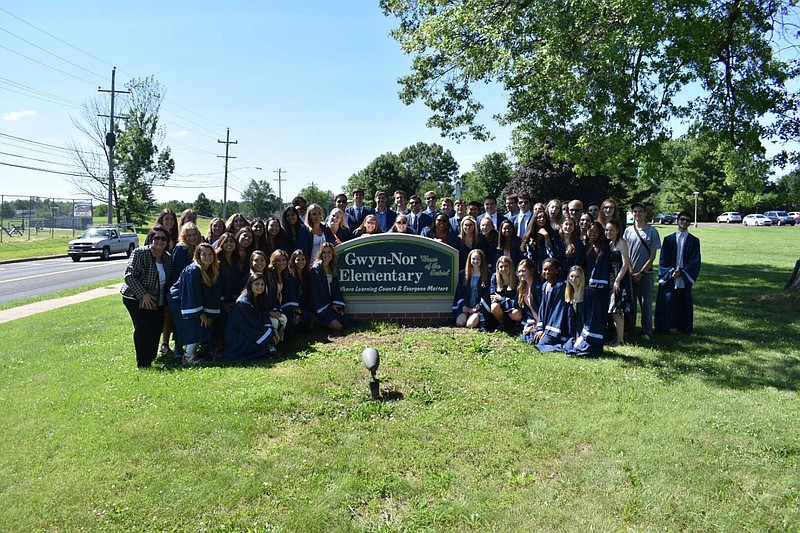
top-left (554, 217), bottom-right (585, 280)
top-left (281, 206), bottom-right (312, 257)
top-left (655, 211), bottom-right (701, 334)
top-left (584, 221), bottom-right (611, 339)
top-left (310, 242), bottom-right (355, 332)
top-left (168, 243), bottom-right (222, 365)
top-left (491, 219), bottom-right (523, 270)
top-left (517, 258), bottom-right (542, 342)
top-left (563, 266), bottom-right (605, 356)
top-left (528, 258), bottom-right (569, 352)
top-left (222, 273), bottom-right (277, 361)
top-left (490, 255), bottom-right (523, 330)
top-left (453, 249), bottom-right (491, 329)
top-left (288, 250), bottom-right (315, 332)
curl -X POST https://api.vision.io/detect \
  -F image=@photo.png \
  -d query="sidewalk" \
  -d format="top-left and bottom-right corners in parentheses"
top-left (0, 284), bottom-right (122, 324)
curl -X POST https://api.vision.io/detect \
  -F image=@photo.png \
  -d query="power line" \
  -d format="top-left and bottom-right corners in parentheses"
top-left (0, 160), bottom-right (89, 177)
top-left (0, 77), bottom-right (82, 108)
top-left (0, 44), bottom-right (97, 86)
top-left (0, 26), bottom-right (107, 81)
top-left (0, 7), bottom-right (115, 68)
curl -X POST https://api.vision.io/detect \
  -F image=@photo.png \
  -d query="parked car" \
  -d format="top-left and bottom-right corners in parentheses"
top-left (652, 213), bottom-right (675, 224)
top-left (68, 223), bottom-right (139, 261)
top-left (789, 212), bottom-right (800, 223)
top-left (716, 211), bottom-right (742, 224)
top-left (763, 210), bottom-right (796, 226)
top-left (742, 214), bottom-right (773, 226)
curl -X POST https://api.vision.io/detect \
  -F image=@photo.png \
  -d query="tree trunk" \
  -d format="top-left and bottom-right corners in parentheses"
top-left (785, 259), bottom-right (800, 291)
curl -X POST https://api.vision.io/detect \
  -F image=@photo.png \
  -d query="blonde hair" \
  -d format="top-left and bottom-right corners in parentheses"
top-left (193, 243), bottom-right (219, 286)
top-left (565, 265), bottom-right (585, 304)
top-left (304, 203), bottom-right (326, 228)
top-left (494, 256), bottom-right (517, 292)
top-left (463, 249), bottom-right (489, 289)
top-left (516, 258), bottom-right (537, 307)
top-left (178, 222), bottom-right (201, 257)
top-left (459, 215), bottom-right (480, 243)
top-left (315, 242), bottom-right (338, 276)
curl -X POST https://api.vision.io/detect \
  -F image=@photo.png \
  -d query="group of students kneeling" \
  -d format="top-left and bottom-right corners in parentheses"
top-left (453, 250), bottom-right (606, 356)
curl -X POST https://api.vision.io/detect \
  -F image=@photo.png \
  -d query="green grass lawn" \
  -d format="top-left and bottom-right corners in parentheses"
top-left (0, 225), bottom-right (798, 530)
top-left (0, 216), bottom-right (212, 262)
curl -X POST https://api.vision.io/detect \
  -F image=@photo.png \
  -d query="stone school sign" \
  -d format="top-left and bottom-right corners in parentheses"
top-left (335, 233), bottom-right (458, 321)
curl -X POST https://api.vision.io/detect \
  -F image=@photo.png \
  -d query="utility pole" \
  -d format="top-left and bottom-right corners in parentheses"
top-left (274, 167), bottom-right (287, 209)
top-left (218, 128), bottom-right (238, 220)
top-left (98, 67), bottom-right (129, 223)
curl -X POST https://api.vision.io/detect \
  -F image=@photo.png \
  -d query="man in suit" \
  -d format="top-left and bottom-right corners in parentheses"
top-left (514, 193), bottom-right (533, 238)
top-left (422, 191), bottom-right (440, 218)
top-left (345, 187), bottom-right (374, 229)
top-left (477, 195), bottom-right (504, 231)
top-left (655, 211), bottom-right (701, 334)
top-left (406, 195), bottom-right (433, 235)
top-left (373, 190), bottom-right (396, 232)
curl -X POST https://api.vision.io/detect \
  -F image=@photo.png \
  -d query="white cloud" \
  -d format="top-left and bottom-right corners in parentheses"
top-left (2, 110), bottom-right (37, 121)
top-left (175, 130), bottom-right (189, 137)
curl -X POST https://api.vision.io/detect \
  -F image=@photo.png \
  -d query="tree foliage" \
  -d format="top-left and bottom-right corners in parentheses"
top-left (463, 152), bottom-right (513, 201)
top-left (381, 0), bottom-right (800, 178)
top-left (297, 184), bottom-right (335, 211)
top-left (70, 76), bottom-right (174, 225)
top-left (193, 193), bottom-right (214, 217)
top-left (240, 179), bottom-right (282, 219)
top-left (655, 128), bottom-right (770, 217)
top-left (506, 151), bottom-right (615, 206)
top-left (347, 142), bottom-right (459, 198)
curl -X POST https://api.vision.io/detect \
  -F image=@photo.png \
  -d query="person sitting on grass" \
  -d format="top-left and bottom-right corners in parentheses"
top-left (453, 249), bottom-right (491, 330)
top-left (310, 242), bottom-right (355, 332)
top-left (222, 273), bottom-right (278, 361)
top-left (528, 258), bottom-right (569, 352)
top-left (490, 255), bottom-right (523, 330)
top-left (563, 265), bottom-right (605, 357)
top-left (516, 258), bottom-right (541, 342)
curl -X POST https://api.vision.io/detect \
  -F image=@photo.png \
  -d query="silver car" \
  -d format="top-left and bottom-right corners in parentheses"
top-left (716, 211), bottom-right (742, 223)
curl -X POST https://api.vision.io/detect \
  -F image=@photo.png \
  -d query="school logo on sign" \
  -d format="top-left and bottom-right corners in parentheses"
top-left (335, 233), bottom-right (457, 314)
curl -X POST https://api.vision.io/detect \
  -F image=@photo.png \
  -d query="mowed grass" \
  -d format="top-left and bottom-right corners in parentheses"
top-left (0, 225), bottom-right (798, 530)
top-left (0, 216), bottom-right (211, 262)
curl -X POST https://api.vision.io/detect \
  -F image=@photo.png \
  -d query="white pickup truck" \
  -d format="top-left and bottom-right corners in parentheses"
top-left (67, 224), bottom-right (140, 262)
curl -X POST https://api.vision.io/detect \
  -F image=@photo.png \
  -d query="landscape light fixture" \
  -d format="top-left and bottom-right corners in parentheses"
top-left (361, 347), bottom-right (381, 400)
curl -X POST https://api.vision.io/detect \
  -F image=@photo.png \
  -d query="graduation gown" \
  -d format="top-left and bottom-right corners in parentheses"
top-left (452, 271), bottom-right (491, 328)
top-left (655, 232), bottom-right (701, 333)
top-left (564, 290), bottom-right (605, 356)
top-left (222, 294), bottom-right (276, 361)
top-left (531, 281), bottom-right (569, 352)
top-left (489, 273), bottom-right (518, 314)
top-left (554, 238), bottom-right (586, 281)
top-left (169, 263), bottom-right (221, 347)
top-left (309, 262), bottom-right (354, 328)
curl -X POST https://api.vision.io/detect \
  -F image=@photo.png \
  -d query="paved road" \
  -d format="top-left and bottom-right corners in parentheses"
top-left (0, 255), bottom-right (127, 304)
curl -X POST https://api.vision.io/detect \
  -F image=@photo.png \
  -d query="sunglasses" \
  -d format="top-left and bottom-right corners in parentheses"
top-left (396, 220), bottom-right (408, 224)
top-left (152, 235), bottom-right (167, 241)
top-left (678, 217), bottom-right (691, 222)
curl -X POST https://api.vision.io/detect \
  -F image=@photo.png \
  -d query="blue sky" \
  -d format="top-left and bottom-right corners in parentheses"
top-left (0, 1), bottom-right (512, 204)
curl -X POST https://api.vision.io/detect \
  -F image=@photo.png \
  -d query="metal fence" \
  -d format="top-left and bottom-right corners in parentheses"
top-left (0, 195), bottom-right (94, 242)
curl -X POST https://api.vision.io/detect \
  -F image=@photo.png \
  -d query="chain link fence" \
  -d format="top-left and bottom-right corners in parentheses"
top-left (0, 195), bottom-right (94, 242)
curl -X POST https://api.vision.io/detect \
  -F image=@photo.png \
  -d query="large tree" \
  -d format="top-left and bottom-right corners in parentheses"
top-left (381, 0), bottom-right (800, 180)
top-left (347, 153), bottom-right (406, 197)
top-left (463, 151), bottom-right (514, 201)
top-left (347, 142), bottom-right (459, 198)
top-left (297, 183), bottom-right (335, 211)
top-left (70, 76), bottom-right (174, 224)
top-left (240, 179), bottom-right (282, 218)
